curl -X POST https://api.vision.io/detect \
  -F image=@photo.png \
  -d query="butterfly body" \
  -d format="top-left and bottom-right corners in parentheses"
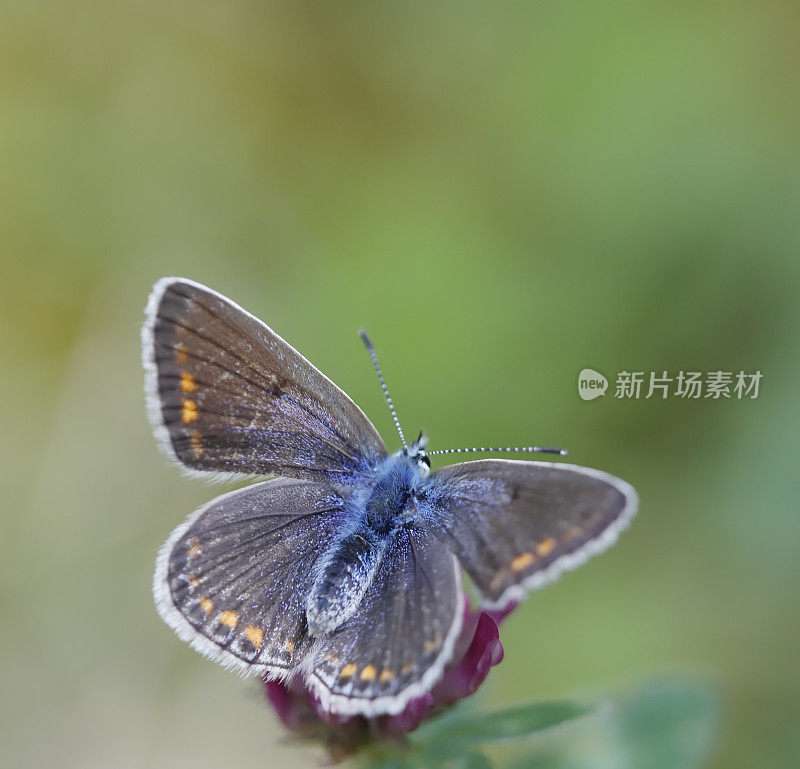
top-left (143, 277), bottom-right (638, 717)
top-left (362, 445), bottom-right (430, 533)
top-left (307, 445), bottom-right (430, 635)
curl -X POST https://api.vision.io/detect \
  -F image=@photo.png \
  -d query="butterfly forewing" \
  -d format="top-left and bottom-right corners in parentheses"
top-left (155, 478), bottom-right (349, 674)
top-left (307, 528), bottom-right (463, 716)
top-left (142, 278), bottom-right (387, 481)
top-left (426, 460), bottom-right (638, 610)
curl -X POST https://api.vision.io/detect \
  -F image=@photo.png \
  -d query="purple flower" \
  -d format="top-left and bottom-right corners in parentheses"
top-left (263, 598), bottom-right (513, 760)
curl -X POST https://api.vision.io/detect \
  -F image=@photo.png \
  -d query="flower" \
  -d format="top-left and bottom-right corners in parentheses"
top-left (263, 598), bottom-right (514, 760)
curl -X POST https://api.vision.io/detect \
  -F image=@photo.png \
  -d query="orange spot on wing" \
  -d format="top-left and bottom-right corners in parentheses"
top-left (243, 625), bottom-right (264, 649)
top-left (339, 664), bottom-right (357, 679)
top-left (187, 539), bottom-right (202, 559)
top-left (189, 432), bottom-right (203, 457)
top-left (400, 662), bottom-right (415, 675)
top-left (511, 552), bottom-right (535, 572)
top-left (423, 636), bottom-right (442, 654)
top-left (218, 611), bottom-right (238, 629)
top-left (359, 665), bottom-right (377, 681)
top-left (566, 526), bottom-right (583, 538)
top-left (182, 399), bottom-right (198, 423)
top-left (199, 597), bottom-right (214, 615)
top-left (536, 538), bottom-right (557, 557)
top-left (186, 573), bottom-right (199, 589)
top-left (180, 371), bottom-right (197, 393)
top-left (176, 345), bottom-right (188, 364)
top-left (284, 640), bottom-right (295, 654)
top-left (379, 669), bottom-right (395, 682)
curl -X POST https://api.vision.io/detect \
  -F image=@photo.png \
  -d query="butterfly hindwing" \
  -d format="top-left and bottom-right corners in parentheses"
top-left (154, 477), bottom-right (349, 675)
top-left (426, 459), bottom-right (638, 610)
top-left (142, 277), bottom-right (387, 481)
top-left (307, 527), bottom-right (463, 716)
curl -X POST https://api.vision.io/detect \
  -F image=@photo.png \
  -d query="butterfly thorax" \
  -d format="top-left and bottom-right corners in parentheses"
top-left (305, 451), bottom-right (429, 637)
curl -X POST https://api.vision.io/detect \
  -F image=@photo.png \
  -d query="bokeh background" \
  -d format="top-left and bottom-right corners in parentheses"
top-left (1, 2), bottom-right (798, 768)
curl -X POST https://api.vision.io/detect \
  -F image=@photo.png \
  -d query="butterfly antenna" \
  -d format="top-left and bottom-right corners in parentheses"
top-left (427, 445), bottom-right (567, 457)
top-left (358, 329), bottom-right (408, 449)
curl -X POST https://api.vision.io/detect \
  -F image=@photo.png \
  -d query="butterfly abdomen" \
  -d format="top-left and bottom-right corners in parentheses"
top-left (306, 531), bottom-right (386, 636)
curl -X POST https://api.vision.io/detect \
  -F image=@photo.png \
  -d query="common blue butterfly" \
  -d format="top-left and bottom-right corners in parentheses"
top-left (142, 278), bottom-right (637, 717)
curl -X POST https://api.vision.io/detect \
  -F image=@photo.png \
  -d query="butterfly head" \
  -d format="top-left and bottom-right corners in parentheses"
top-left (403, 430), bottom-right (431, 476)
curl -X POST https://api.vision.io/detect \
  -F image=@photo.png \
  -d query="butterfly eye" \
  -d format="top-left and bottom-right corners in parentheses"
top-left (419, 455), bottom-right (431, 469)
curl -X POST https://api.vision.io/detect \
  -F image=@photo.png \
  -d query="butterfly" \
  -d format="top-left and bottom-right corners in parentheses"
top-left (142, 277), bottom-right (638, 717)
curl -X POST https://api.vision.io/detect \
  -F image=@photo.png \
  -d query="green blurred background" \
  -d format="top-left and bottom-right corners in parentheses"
top-left (1, 2), bottom-right (798, 767)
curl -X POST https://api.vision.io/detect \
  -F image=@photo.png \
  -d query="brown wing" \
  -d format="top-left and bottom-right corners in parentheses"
top-left (306, 527), bottom-right (464, 716)
top-left (427, 459), bottom-right (637, 610)
top-left (154, 478), bottom-right (349, 676)
top-left (142, 278), bottom-right (387, 481)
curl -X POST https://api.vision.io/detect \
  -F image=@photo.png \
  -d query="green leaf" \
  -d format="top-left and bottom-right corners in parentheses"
top-left (504, 679), bottom-right (719, 769)
top-left (417, 700), bottom-right (595, 749)
top-left (364, 681), bottom-right (718, 769)
top-left (360, 751), bottom-right (414, 769)
top-left (362, 745), bottom-right (495, 769)
top-left (448, 751), bottom-right (496, 769)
